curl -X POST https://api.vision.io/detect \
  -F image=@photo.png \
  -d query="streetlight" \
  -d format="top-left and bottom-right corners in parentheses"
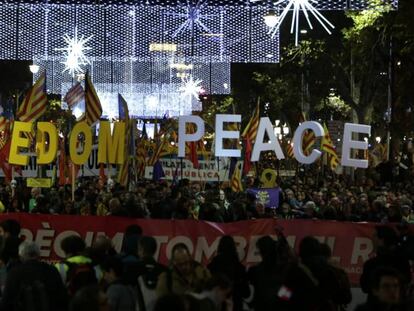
top-left (29, 64), bottom-right (39, 74)
top-left (263, 10), bottom-right (278, 28)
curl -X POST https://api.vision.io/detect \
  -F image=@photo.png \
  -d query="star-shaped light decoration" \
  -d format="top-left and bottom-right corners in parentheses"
top-left (179, 76), bottom-right (204, 100)
top-left (268, 0), bottom-right (335, 46)
top-left (56, 27), bottom-right (93, 76)
top-left (165, 0), bottom-right (216, 38)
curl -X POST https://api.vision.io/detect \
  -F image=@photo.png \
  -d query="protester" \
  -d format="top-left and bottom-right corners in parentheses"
top-left (208, 235), bottom-right (249, 311)
top-left (55, 235), bottom-right (97, 296)
top-left (152, 294), bottom-right (186, 311)
top-left (0, 219), bottom-right (22, 273)
top-left (248, 236), bottom-right (287, 311)
top-left (0, 168), bottom-right (413, 310)
top-left (360, 226), bottom-right (411, 301)
top-left (86, 235), bottom-right (117, 284)
top-left (356, 267), bottom-right (404, 311)
top-left (69, 285), bottom-right (110, 311)
top-left (135, 236), bottom-right (167, 311)
top-left (2, 168), bottom-right (414, 226)
top-left (0, 241), bottom-right (67, 311)
top-left (0, 215), bottom-right (410, 310)
top-left (187, 275), bottom-right (233, 311)
top-left (156, 243), bottom-right (211, 297)
top-left (101, 256), bottom-right (137, 311)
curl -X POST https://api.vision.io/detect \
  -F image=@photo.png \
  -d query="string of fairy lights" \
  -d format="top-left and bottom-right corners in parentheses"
top-left (0, 0), bottom-right (398, 118)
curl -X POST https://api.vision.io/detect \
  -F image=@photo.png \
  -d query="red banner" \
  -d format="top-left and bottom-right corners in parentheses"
top-left (0, 214), bottom-right (403, 286)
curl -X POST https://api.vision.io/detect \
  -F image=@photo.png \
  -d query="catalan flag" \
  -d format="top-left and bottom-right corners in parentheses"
top-left (84, 73), bottom-right (102, 125)
top-left (0, 107), bottom-right (22, 178)
top-left (370, 143), bottom-right (387, 167)
top-left (59, 137), bottom-right (80, 185)
top-left (64, 82), bottom-right (84, 108)
top-left (299, 112), bottom-right (315, 156)
top-left (99, 163), bottom-right (107, 183)
top-left (118, 160), bottom-right (129, 187)
top-left (321, 123), bottom-right (339, 170)
top-left (136, 122), bottom-right (148, 178)
top-left (17, 72), bottom-right (47, 122)
top-left (231, 162), bottom-right (243, 192)
top-left (241, 99), bottom-right (260, 142)
top-left (186, 122), bottom-right (199, 169)
top-left (286, 142), bottom-right (294, 158)
top-left (303, 131), bottom-right (316, 156)
top-left (117, 94), bottom-right (130, 187)
top-left (228, 121), bottom-right (241, 178)
top-left (118, 94), bottom-right (129, 123)
top-left (148, 137), bottom-right (169, 166)
top-left (241, 98), bottom-right (260, 174)
top-left (198, 139), bottom-right (208, 162)
top-left (0, 140), bottom-right (12, 181)
top-left (329, 154), bottom-right (340, 169)
top-left (0, 117), bottom-right (12, 181)
top-left (136, 142), bottom-right (147, 178)
top-left (0, 117), bottom-right (10, 149)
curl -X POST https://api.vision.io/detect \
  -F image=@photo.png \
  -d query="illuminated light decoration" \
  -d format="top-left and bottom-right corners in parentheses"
top-left (269, 0), bottom-right (335, 46)
top-left (179, 75), bottom-right (204, 100)
top-left (33, 55), bottom-right (229, 117)
top-left (0, 0), bottom-right (399, 7)
top-left (263, 10), bottom-right (278, 28)
top-left (56, 27), bottom-right (93, 76)
top-left (72, 103), bottom-right (84, 119)
top-left (33, 55), bottom-right (230, 96)
top-left (148, 43), bottom-right (178, 52)
top-left (29, 64), bottom-right (39, 74)
top-left (170, 63), bottom-right (194, 70)
top-left (165, 0), bottom-right (216, 38)
top-left (0, 4), bottom-right (280, 63)
top-left (66, 89), bottom-right (200, 119)
top-left (98, 90), bottom-right (198, 118)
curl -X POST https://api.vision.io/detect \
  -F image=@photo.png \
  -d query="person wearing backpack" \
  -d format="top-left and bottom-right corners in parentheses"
top-left (102, 256), bottom-right (137, 311)
top-left (135, 236), bottom-right (167, 311)
top-left (117, 225), bottom-right (143, 287)
top-left (0, 241), bottom-right (67, 311)
top-left (55, 235), bottom-right (97, 296)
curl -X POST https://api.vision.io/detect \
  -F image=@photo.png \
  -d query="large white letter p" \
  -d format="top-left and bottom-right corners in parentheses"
top-left (178, 116), bottom-right (205, 157)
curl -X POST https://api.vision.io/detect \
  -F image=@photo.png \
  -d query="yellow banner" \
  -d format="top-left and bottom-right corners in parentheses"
top-left (27, 178), bottom-right (52, 188)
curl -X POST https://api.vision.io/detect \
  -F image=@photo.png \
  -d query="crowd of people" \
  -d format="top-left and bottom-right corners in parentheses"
top-left (0, 217), bottom-right (412, 311)
top-left (1, 170), bottom-right (414, 224)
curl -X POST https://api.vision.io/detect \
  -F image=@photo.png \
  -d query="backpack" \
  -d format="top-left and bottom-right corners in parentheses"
top-left (137, 263), bottom-right (165, 311)
top-left (16, 280), bottom-right (50, 311)
top-left (65, 261), bottom-right (97, 296)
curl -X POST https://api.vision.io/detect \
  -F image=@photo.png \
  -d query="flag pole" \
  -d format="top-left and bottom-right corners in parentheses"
top-left (180, 158), bottom-right (183, 181)
top-left (71, 162), bottom-right (75, 202)
top-left (11, 166), bottom-right (15, 197)
top-left (132, 119), bottom-right (138, 185)
top-left (217, 157), bottom-right (220, 184)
